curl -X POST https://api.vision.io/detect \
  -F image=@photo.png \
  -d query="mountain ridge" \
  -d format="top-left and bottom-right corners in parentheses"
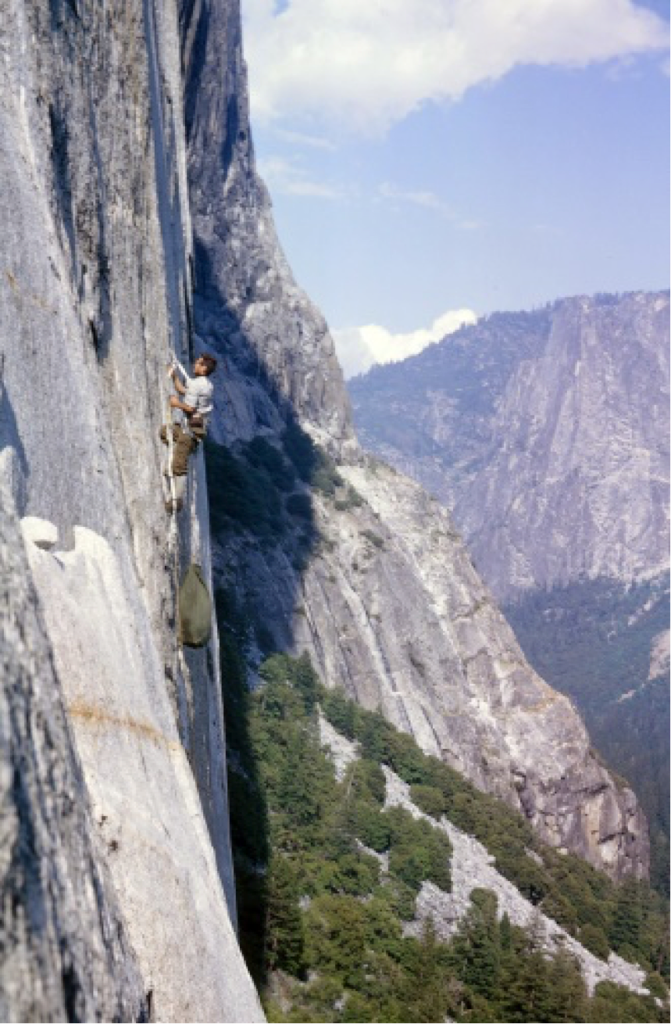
top-left (349, 290), bottom-right (669, 597)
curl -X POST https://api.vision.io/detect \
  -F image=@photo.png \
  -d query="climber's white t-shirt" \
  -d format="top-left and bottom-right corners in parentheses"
top-left (183, 375), bottom-right (213, 423)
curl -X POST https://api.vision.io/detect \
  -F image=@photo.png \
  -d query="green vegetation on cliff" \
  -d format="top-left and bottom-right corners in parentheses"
top-left (320, 686), bottom-right (667, 969)
top-left (215, 627), bottom-right (668, 1023)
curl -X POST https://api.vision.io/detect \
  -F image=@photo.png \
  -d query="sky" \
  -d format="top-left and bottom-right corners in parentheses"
top-left (241, 0), bottom-right (670, 377)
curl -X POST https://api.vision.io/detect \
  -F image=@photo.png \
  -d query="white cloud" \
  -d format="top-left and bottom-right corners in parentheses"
top-left (378, 181), bottom-right (455, 218)
top-left (242, 0), bottom-right (667, 134)
top-left (377, 181), bottom-right (485, 229)
top-left (257, 155), bottom-right (349, 198)
top-left (273, 127), bottom-right (338, 151)
top-left (332, 308), bottom-right (478, 379)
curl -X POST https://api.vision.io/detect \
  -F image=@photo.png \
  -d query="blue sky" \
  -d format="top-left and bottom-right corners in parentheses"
top-left (242, 0), bottom-right (669, 376)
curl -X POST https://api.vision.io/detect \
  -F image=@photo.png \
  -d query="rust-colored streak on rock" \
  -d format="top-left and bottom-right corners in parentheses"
top-left (68, 701), bottom-right (180, 753)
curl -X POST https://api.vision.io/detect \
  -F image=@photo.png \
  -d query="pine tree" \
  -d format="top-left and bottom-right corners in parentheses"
top-left (608, 880), bottom-right (644, 957)
top-left (497, 917), bottom-right (589, 1023)
top-left (265, 857), bottom-right (305, 976)
top-left (449, 889), bottom-right (501, 1002)
top-left (397, 921), bottom-right (454, 1022)
top-left (545, 942), bottom-right (588, 1022)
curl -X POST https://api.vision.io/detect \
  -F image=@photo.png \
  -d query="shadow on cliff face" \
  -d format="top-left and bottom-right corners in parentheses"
top-left (47, 98), bottom-right (114, 363)
top-left (195, 257), bottom-right (341, 986)
top-left (213, 588), bottom-right (271, 984)
top-left (205, 416), bottom-right (335, 986)
top-left (194, 229), bottom-right (342, 651)
top-left (207, 422), bottom-right (330, 986)
top-left (0, 377), bottom-right (29, 512)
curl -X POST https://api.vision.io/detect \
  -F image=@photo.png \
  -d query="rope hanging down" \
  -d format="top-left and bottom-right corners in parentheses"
top-left (161, 357), bottom-right (191, 702)
top-left (164, 363), bottom-right (179, 524)
top-left (163, 350), bottom-right (193, 538)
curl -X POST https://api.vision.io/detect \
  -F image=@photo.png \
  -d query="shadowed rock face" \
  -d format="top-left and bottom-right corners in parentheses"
top-left (0, 483), bottom-right (146, 1023)
top-left (180, 6), bottom-right (649, 878)
top-left (180, 0), bottom-right (355, 457)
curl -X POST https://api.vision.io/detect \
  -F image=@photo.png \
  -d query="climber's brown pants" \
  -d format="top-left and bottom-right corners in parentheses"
top-left (160, 424), bottom-right (204, 476)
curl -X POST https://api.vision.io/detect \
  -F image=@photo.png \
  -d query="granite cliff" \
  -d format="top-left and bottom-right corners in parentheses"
top-left (0, 480), bottom-right (146, 1023)
top-left (0, 1), bottom-right (655, 1019)
top-left (349, 294), bottom-right (669, 600)
top-left (1, 1), bottom-right (262, 1020)
top-left (348, 294), bottom-right (669, 881)
top-left (180, 0), bottom-right (354, 458)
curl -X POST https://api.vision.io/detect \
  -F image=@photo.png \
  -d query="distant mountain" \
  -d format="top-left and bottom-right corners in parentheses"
top-left (349, 292), bottom-right (670, 887)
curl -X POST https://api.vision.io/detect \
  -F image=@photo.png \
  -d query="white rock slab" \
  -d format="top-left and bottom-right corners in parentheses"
top-left (20, 516), bottom-right (59, 550)
top-left (318, 712), bottom-right (359, 781)
top-left (23, 520), bottom-right (264, 1024)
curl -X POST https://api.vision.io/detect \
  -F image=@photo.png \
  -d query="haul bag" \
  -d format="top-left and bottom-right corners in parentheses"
top-left (178, 563), bottom-right (212, 647)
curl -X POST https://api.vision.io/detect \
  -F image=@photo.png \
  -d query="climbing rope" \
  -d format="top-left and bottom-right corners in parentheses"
top-left (169, 352), bottom-right (189, 380)
top-left (163, 366), bottom-right (179, 529)
top-left (163, 353), bottom-right (192, 512)
top-left (161, 352), bottom-right (192, 721)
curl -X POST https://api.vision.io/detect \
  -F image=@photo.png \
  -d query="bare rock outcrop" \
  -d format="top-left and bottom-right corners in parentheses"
top-left (319, 714), bottom-right (649, 997)
top-left (296, 460), bottom-right (649, 878)
top-left (0, 482), bottom-right (146, 1022)
top-left (387, 771), bottom-right (648, 997)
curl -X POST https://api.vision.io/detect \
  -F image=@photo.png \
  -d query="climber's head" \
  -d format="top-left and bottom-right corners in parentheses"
top-left (194, 354), bottom-right (217, 376)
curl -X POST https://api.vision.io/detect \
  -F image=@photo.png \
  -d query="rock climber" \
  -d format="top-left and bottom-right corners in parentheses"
top-left (161, 353), bottom-right (217, 512)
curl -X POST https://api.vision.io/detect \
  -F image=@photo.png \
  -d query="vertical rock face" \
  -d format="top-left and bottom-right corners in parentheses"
top-left (464, 294), bottom-right (668, 597)
top-left (181, 6), bottom-right (649, 878)
top-left (0, 2), bottom-right (263, 1020)
top-left (180, 0), bottom-right (355, 455)
top-left (0, 482), bottom-right (146, 1023)
top-left (298, 461), bottom-right (648, 879)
